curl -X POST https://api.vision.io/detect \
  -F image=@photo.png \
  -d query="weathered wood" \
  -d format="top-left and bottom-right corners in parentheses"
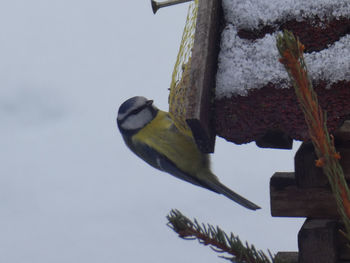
top-left (255, 130), bottom-right (293, 149)
top-left (274, 252), bottom-right (298, 263)
top-left (294, 142), bottom-right (327, 188)
top-left (270, 172), bottom-right (339, 218)
top-left (298, 219), bottom-right (338, 263)
top-left (185, 0), bottom-right (222, 153)
top-left (295, 142), bottom-right (350, 188)
top-left (338, 226), bottom-right (350, 261)
top-left (334, 120), bottom-right (350, 144)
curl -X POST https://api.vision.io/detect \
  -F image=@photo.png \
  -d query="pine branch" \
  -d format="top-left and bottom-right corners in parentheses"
top-left (276, 30), bottom-right (350, 242)
top-left (166, 209), bottom-right (279, 263)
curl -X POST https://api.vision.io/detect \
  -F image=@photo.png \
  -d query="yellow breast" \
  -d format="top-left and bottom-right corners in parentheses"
top-left (132, 110), bottom-right (206, 175)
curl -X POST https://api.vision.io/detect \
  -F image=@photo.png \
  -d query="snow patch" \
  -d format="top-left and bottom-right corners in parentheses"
top-left (216, 0), bottom-right (350, 98)
top-left (223, 0), bottom-right (350, 29)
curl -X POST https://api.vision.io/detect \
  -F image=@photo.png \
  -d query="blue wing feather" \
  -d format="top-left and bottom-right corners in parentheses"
top-left (125, 136), bottom-right (218, 192)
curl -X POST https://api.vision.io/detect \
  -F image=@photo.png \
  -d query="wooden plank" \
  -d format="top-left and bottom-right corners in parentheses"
top-left (298, 219), bottom-right (338, 263)
top-left (185, 0), bottom-right (222, 153)
top-left (295, 142), bottom-right (350, 188)
top-left (274, 252), bottom-right (298, 263)
top-left (270, 172), bottom-right (340, 218)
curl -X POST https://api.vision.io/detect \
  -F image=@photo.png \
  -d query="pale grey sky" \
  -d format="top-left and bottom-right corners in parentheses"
top-left (0, 1), bottom-right (303, 262)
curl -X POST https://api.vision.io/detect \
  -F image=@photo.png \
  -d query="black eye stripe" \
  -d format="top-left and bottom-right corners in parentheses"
top-left (131, 107), bottom-right (143, 115)
top-left (119, 105), bottom-right (148, 124)
top-left (130, 103), bottom-right (150, 115)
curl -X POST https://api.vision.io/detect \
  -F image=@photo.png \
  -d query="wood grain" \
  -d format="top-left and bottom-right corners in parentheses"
top-left (295, 142), bottom-right (350, 188)
top-left (185, 0), bottom-right (222, 153)
top-left (298, 219), bottom-right (338, 263)
top-left (270, 172), bottom-right (340, 218)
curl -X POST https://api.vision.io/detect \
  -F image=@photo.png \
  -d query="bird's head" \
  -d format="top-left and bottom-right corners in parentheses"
top-left (117, 96), bottom-right (158, 135)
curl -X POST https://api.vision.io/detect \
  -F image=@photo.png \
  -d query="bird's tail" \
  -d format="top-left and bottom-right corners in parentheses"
top-left (218, 182), bottom-right (261, 210)
top-left (204, 179), bottom-right (261, 210)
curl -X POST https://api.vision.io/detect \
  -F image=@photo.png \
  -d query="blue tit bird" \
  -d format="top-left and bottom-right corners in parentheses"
top-left (117, 96), bottom-right (260, 210)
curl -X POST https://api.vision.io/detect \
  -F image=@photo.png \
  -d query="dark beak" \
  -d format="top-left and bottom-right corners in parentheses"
top-left (146, 100), bottom-right (153, 106)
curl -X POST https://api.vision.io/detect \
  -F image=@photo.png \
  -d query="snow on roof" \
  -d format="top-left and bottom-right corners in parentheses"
top-left (223, 0), bottom-right (350, 29)
top-left (216, 0), bottom-right (350, 98)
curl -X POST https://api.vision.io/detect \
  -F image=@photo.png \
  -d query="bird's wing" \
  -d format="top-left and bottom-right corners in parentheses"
top-left (129, 139), bottom-right (217, 192)
top-left (125, 136), bottom-right (260, 210)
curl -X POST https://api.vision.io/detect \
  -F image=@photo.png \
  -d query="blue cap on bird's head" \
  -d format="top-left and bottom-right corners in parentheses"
top-left (117, 96), bottom-right (155, 134)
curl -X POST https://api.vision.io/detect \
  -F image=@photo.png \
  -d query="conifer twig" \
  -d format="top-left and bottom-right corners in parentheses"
top-left (276, 30), bottom-right (350, 242)
top-left (166, 209), bottom-right (278, 263)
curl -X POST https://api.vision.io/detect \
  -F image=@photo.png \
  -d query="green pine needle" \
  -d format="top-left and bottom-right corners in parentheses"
top-left (166, 209), bottom-right (281, 263)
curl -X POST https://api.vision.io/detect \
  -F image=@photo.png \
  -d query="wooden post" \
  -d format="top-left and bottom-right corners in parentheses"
top-left (294, 142), bottom-right (327, 188)
top-left (295, 142), bottom-right (350, 188)
top-left (185, 0), bottom-right (222, 153)
top-left (270, 120), bottom-right (350, 262)
top-left (298, 219), bottom-right (338, 263)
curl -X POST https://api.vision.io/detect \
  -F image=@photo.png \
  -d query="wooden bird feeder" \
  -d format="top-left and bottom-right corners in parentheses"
top-left (180, 0), bottom-right (350, 261)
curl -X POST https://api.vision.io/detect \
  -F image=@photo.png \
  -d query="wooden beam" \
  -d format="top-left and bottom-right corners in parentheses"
top-left (255, 130), bottom-right (293, 149)
top-left (298, 219), bottom-right (339, 263)
top-left (185, 0), bottom-right (222, 153)
top-left (274, 252), bottom-right (298, 263)
top-left (270, 172), bottom-right (340, 218)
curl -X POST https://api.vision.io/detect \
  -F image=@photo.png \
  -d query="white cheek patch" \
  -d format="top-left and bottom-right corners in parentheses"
top-left (121, 109), bottom-right (153, 130)
top-left (117, 111), bottom-right (128, 121)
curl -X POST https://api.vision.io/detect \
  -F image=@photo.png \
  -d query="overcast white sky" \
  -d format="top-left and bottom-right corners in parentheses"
top-left (0, 1), bottom-right (304, 262)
